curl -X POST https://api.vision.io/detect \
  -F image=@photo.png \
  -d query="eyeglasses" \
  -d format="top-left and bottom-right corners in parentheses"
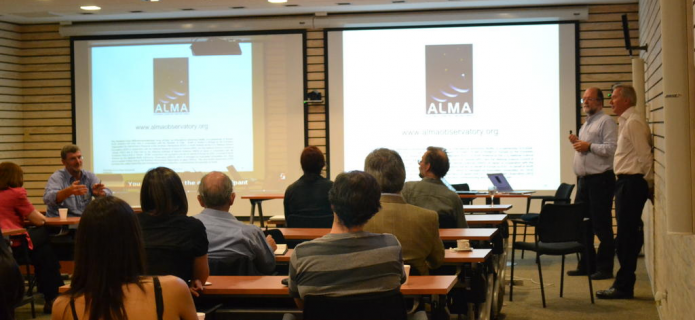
top-left (66, 156), bottom-right (83, 162)
top-left (418, 160), bottom-right (422, 165)
top-left (580, 98), bottom-right (601, 104)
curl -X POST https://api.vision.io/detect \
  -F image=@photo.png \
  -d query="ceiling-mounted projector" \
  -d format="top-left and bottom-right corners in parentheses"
top-left (190, 38), bottom-right (241, 56)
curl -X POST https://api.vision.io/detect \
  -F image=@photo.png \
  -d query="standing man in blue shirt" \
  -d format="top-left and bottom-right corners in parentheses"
top-left (567, 87), bottom-right (618, 280)
top-left (43, 144), bottom-right (111, 217)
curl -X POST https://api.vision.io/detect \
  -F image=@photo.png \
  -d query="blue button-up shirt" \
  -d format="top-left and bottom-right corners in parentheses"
top-left (194, 208), bottom-right (276, 275)
top-left (43, 168), bottom-right (112, 217)
top-left (572, 110), bottom-right (618, 177)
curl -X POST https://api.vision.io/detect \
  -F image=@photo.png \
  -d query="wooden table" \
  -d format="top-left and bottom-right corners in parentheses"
top-left (44, 217), bottom-right (81, 226)
top-left (276, 248), bottom-right (492, 264)
top-left (458, 193), bottom-right (532, 199)
top-left (275, 228), bottom-right (498, 241)
top-left (241, 194), bottom-right (284, 227)
top-left (2, 228), bottom-right (26, 236)
top-left (202, 275), bottom-right (456, 296)
top-left (465, 214), bottom-right (508, 226)
top-left (464, 204), bottom-right (512, 213)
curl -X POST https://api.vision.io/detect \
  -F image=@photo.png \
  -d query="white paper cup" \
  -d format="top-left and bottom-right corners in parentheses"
top-left (457, 239), bottom-right (470, 250)
top-left (403, 265), bottom-right (411, 284)
top-left (197, 312), bottom-right (205, 320)
top-left (58, 208), bottom-right (68, 221)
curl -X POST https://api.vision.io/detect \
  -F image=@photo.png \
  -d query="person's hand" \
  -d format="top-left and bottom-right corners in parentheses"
top-left (569, 134), bottom-right (578, 143)
top-left (92, 183), bottom-right (106, 197)
top-left (68, 180), bottom-right (89, 196)
top-left (266, 234), bottom-right (278, 252)
top-left (572, 140), bottom-right (591, 152)
top-left (189, 279), bottom-right (204, 297)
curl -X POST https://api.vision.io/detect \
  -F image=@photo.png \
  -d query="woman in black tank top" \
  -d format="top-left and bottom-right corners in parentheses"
top-left (52, 197), bottom-right (198, 320)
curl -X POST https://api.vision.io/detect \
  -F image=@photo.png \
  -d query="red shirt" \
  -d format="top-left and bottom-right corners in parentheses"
top-left (0, 187), bottom-right (36, 248)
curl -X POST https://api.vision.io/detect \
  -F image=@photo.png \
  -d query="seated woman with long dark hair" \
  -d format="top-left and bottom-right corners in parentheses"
top-left (138, 167), bottom-right (209, 296)
top-left (52, 196), bottom-right (198, 320)
top-left (0, 161), bottom-right (63, 314)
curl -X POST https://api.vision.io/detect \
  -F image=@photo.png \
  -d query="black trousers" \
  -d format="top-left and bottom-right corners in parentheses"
top-left (612, 174), bottom-right (648, 294)
top-left (575, 170), bottom-right (616, 274)
top-left (13, 227), bottom-right (65, 302)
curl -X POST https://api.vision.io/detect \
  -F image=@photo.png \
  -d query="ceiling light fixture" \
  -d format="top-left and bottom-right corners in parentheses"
top-left (80, 5), bottom-right (101, 11)
top-left (268, 0), bottom-right (288, 3)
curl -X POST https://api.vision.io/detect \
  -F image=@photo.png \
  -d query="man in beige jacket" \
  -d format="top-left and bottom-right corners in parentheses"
top-left (363, 148), bottom-right (445, 275)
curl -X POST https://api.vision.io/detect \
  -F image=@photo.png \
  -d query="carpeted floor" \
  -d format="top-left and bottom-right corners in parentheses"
top-left (498, 252), bottom-right (658, 320)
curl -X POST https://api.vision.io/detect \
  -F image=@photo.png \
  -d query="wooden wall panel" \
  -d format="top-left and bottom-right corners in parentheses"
top-left (0, 23), bottom-right (72, 209)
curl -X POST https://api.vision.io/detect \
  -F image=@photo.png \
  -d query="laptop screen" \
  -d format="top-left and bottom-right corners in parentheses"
top-left (487, 173), bottom-right (513, 192)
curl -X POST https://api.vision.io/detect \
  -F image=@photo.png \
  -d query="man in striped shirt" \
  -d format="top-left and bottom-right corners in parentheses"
top-left (288, 170), bottom-right (405, 308)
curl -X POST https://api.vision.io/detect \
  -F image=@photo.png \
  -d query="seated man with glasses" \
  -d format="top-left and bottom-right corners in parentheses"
top-left (43, 144), bottom-right (112, 217)
top-left (402, 146), bottom-right (468, 228)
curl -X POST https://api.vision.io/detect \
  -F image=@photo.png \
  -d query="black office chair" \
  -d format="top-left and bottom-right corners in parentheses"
top-left (285, 214), bottom-right (333, 228)
top-left (518, 183), bottom-right (575, 258)
top-left (1, 233), bottom-right (27, 320)
top-left (208, 254), bottom-right (259, 276)
top-left (451, 183), bottom-right (473, 205)
top-left (7, 234), bottom-right (36, 318)
top-left (509, 203), bottom-right (594, 308)
top-left (303, 290), bottom-right (407, 320)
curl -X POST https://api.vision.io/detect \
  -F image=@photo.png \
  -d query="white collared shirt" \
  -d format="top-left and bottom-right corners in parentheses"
top-left (614, 107), bottom-right (653, 177)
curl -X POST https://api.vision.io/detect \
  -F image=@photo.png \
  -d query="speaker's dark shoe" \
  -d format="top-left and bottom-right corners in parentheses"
top-left (590, 271), bottom-right (614, 280)
top-left (567, 269), bottom-right (588, 276)
top-left (596, 288), bottom-right (633, 299)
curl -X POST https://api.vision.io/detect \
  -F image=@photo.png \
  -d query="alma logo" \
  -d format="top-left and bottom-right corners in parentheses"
top-left (153, 58), bottom-right (190, 114)
top-left (425, 44), bottom-right (473, 114)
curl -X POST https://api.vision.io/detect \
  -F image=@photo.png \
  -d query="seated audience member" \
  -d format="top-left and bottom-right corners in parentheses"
top-left (288, 171), bottom-right (405, 307)
top-left (363, 149), bottom-right (444, 275)
top-left (1, 228), bottom-right (25, 320)
top-left (43, 144), bottom-right (111, 217)
top-left (138, 167), bottom-right (209, 296)
top-left (402, 147), bottom-right (468, 228)
top-left (283, 146), bottom-right (333, 224)
top-left (0, 162), bottom-right (63, 314)
top-left (52, 196), bottom-right (198, 320)
top-left (194, 171), bottom-right (277, 275)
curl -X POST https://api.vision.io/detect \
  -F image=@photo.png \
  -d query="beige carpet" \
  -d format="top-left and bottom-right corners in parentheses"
top-left (498, 252), bottom-right (659, 320)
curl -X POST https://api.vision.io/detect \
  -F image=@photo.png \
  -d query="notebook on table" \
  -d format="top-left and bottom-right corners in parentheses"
top-left (486, 173), bottom-right (535, 194)
top-left (275, 244), bottom-right (288, 255)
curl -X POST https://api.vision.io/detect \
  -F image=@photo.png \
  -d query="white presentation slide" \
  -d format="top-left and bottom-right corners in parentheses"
top-left (73, 34), bottom-right (306, 214)
top-left (90, 43), bottom-right (254, 173)
top-left (329, 24), bottom-right (577, 191)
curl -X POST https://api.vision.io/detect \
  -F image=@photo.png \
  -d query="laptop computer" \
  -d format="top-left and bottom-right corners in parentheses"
top-left (487, 173), bottom-right (535, 194)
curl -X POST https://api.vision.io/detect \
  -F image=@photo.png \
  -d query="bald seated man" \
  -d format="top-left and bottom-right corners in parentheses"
top-left (194, 171), bottom-right (277, 275)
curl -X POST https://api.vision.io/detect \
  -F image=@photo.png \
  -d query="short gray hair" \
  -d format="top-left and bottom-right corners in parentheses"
top-left (364, 148), bottom-right (405, 193)
top-left (198, 171), bottom-right (234, 209)
top-left (613, 84), bottom-right (636, 106)
top-left (61, 144), bottom-right (80, 160)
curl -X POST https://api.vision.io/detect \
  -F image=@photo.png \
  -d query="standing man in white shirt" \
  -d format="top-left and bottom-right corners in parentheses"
top-left (596, 84), bottom-right (653, 300)
top-left (567, 87), bottom-right (618, 280)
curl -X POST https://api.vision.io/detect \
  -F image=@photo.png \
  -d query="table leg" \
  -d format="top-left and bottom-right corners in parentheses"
top-left (249, 200), bottom-right (257, 225)
top-left (257, 201), bottom-right (265, 228)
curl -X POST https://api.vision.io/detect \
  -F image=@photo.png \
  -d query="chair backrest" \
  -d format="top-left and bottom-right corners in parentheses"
top-left (451, 183), bottom-right (470, 192)
top-left (1, 235), bottom-right (26, 319)
top-left (537, 203), bottom-right (586, 243)
top-left (286, 214), bottom-right (333, 228)
top-left (553, 183), bottom-right (575, 203)
top-left (208, 254), bottom-right (261, 276)
top-left (303, 290), bottom-right (407, 320)
top-left (263, 229), bottom-right (287, 244)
